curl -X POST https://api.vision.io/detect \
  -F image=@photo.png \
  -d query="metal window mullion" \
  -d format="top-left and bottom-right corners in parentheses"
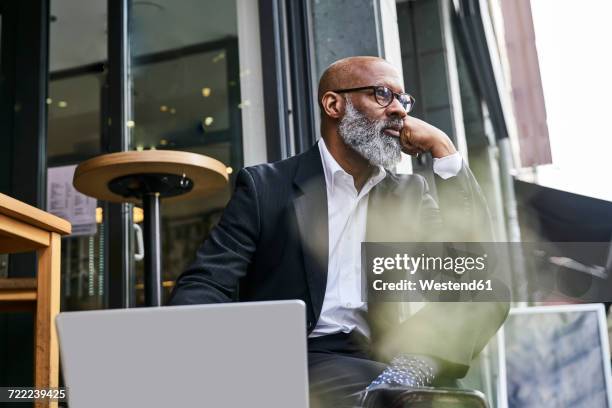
top-left (106, 0), bottom-right (134, 308)
top-left (258, 0), bottom-right (292, 162)
top-left (6, 0), bottom-right (49, 278)
top-left (285, 0), bottom-right (317, 154)
top-left (277, 0), bottom-right (295, 158)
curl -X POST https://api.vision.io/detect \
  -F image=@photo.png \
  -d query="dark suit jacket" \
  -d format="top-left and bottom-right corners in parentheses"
top-left (168, 142), bottom-right (509, 377)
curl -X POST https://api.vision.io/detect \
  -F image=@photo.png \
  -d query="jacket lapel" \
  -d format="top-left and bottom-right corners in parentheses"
top-left (293, 144), bottom-right (329, 321)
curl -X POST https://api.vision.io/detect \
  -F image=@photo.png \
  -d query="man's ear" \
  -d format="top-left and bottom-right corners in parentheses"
top-left (321, 91), bottom-right (344, 119)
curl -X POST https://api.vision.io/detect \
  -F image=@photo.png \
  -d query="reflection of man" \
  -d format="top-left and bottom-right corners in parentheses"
top-left (169, 56), bottom-right (508, 407)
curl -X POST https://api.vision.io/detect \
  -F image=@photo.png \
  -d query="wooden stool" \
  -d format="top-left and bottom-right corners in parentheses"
top-left (0, 193), bottom-right (72, 406)
top-left (73, 150), bottom-right (228, 306)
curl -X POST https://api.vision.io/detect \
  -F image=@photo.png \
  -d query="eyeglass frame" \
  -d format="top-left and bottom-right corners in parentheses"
top-left (331, 85), bottom-right (416, 113)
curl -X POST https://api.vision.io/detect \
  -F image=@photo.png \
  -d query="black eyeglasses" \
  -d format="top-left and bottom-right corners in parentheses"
top-left (332, 85), bottom-right (416, 113)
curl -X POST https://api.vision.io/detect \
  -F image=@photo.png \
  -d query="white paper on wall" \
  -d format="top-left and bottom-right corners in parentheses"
top-left (47, 164), bottom-right (97, 237)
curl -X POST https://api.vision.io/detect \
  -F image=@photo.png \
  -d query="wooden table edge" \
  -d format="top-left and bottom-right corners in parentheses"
top-left (0, 193), bottom-right (72, 236)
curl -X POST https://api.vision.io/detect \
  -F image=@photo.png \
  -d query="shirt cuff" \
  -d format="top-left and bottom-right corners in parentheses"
top-left (432, 152), bottom-right (462, 180)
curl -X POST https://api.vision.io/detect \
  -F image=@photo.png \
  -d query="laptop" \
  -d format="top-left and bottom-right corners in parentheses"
top-left (56, 300), bottom-right (309, 408)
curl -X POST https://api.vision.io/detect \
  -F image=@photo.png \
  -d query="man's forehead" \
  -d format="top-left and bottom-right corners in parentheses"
top-left (349, 61), bottom-right (404, 91)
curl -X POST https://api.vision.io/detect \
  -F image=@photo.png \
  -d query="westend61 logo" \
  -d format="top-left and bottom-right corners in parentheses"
top-left (371, 253), bottom-right (488, 276)
top-left (362, 242), bottom-right (612, 303)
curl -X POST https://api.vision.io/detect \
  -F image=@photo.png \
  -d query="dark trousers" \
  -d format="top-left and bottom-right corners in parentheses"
top-left (308, 332), bottom-right (387, 408)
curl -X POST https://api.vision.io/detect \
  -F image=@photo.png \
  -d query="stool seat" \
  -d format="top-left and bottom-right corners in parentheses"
top-left (73, 150), bottom-right (228, 205)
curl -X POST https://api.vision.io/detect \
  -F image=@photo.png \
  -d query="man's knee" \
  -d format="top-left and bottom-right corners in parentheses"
top-left (308, 352), bottom-right (386, 407)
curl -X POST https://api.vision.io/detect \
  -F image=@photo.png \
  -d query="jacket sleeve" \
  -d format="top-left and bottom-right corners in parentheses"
top-left (167, 167), bottom-right (260, 305)
top-left (374, 162), bottom-right (510, 378)
top-left (419, 162), bottom-right (495, 242)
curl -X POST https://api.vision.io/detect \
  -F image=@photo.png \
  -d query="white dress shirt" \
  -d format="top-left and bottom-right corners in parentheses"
top-left (309, 139), bottom-right (462, 338)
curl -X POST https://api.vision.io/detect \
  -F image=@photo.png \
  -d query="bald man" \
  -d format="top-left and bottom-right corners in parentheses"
top-left (169, 56), bottom-right (508, 407)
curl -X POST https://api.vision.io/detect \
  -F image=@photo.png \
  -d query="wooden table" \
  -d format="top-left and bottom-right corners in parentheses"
top-left (0, 193), bottom-right (71, 403)
top-left (73, 150), bottom-right (228, 306)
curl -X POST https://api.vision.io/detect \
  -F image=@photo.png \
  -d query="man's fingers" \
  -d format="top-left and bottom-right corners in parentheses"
top-left (402, 146), bottom-right (424, 156)
top-left (400, 123), bottom-right (422, 154)
top-left (400, 138), bottom-right (422, 156)
top-left (400, 123), bottom-right (414, 146)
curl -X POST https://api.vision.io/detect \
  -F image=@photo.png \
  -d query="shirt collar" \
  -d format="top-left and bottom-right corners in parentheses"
top-left (317, 138), bottom-right (386, 195)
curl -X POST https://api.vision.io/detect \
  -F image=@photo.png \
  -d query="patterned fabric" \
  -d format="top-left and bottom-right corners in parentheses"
top-left (366, 355), bottom-right (436, 390)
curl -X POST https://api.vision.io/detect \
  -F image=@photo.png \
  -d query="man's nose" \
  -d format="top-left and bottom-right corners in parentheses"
top-left (385, 97), bottom-right (407, 120)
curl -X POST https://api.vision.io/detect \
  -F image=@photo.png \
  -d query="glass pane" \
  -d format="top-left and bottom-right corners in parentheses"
top-left (131, 48), bottom-right (235, 160)
top-left (129, 0), bottom-right (258, 305)
top-left (48, 73), bottom-right (103, 166)
top-left (48, 0), bottom-right (107, 311)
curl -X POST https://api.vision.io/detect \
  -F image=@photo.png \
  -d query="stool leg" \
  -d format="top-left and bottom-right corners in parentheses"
top-left (143, 193), bottom-right (162, 306)
top-left (35, 232), bottom-right (61, 408)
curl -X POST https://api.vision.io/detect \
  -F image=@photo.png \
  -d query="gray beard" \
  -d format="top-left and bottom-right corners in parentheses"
top-left (337, 99), bottom-right (403, 169)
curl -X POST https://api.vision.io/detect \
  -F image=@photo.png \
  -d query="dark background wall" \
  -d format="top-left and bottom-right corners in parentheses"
top-left (0, 0), bottom-right (49, 394)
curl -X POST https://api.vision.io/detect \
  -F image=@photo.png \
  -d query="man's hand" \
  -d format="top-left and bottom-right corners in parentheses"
top-left (399, 116), bottom-right (457, 159)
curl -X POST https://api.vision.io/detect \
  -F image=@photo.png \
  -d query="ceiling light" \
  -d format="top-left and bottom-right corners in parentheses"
top-left (212, 52), bottom-right (226, 63)
top-left (133, 207), bottom-right (144, 223)
top-left (238, 100), bottom-right (251, 109)
top-left (58, 101), bottom-right (68, 108)
top-left (202, 87), bottom-right (211, 97)
top-left (98, 206), bottom-right (144, 223)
